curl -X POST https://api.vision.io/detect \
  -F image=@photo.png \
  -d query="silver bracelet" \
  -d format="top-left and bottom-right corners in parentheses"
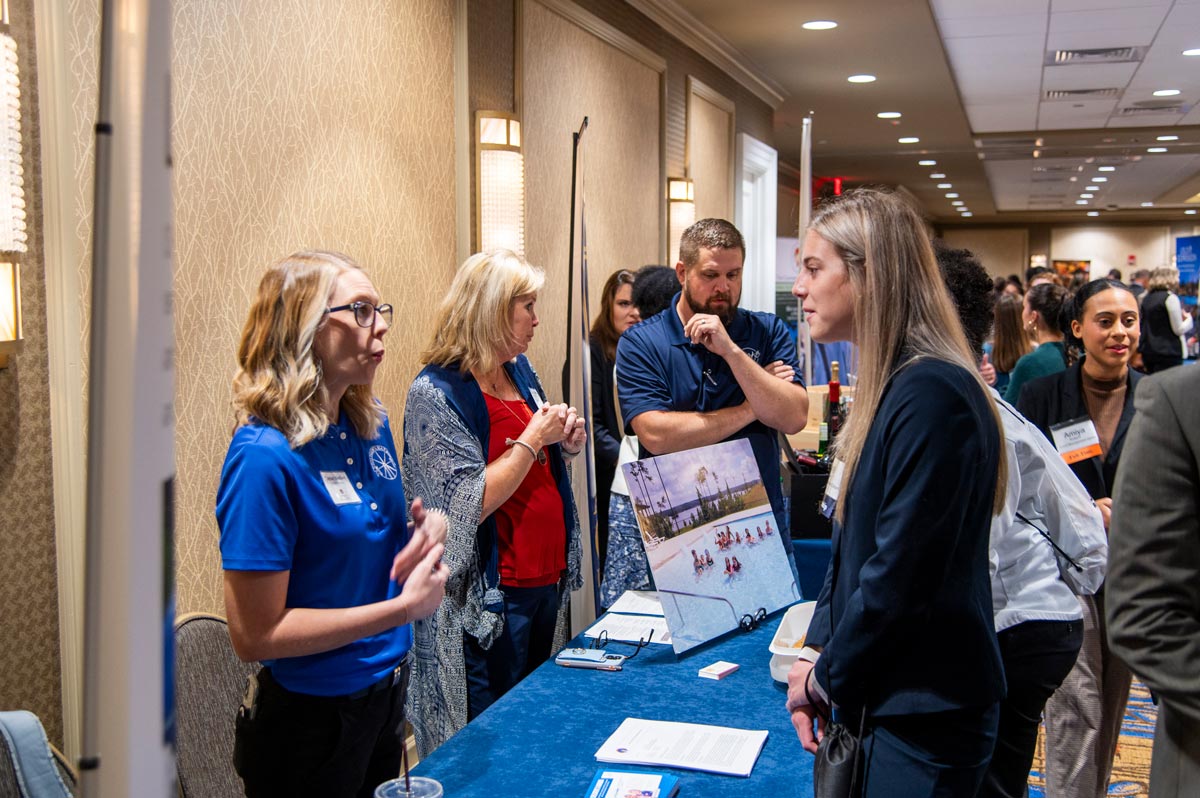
top-left (505, 437), bottom-right (539, 462)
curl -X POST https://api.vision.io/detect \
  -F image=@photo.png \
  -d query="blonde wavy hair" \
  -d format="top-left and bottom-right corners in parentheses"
top-left (1147, 267), bottom-right (1180, 292)
top-left (810, 189), bottom-right (1007, 522)
top-left (232, 250), bottom-right (384, 448)
top-left (421, 249), bottom-right (545, 374)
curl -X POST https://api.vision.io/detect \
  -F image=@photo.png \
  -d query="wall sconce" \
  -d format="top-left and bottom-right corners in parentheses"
top-left (0, 260), bottom-right (20, 368)
top-left (0, 8), bottom-right (24, 370)
top-left (476, 111), bottom-right (525, 256)
top-left (668, 177), bottom-right (695, 265)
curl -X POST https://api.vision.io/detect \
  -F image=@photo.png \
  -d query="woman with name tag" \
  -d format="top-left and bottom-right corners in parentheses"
top-left (403, 250), bottom-right (586, 754)
top-left (1015, 277), bottom-right (1142, 798)
top-left (786, 189), bottom-right (1008, 797)
top-left (216, 251), bottom-right (450, 798)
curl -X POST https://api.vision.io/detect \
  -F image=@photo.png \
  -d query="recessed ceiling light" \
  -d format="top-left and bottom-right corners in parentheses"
top-left (961, 212), bottom-right (973, 217)
top-left (1081, 193), bottom-right (1094, 198)
top-left (951, 200), bottom-right (964, 206)
top-left (1157, 135), bottom-right (1179, 141)
top-left (1069, 177), bottom-right (1078, 182)
top-left (1086, 186), bottom-right (1099, 191)
top-left (802, 20), bottom-right (838, 30)
top-left (1153, 89), bottom-right (1181, 97)
top-left (877, 111), bottom-right (901, 119)
top-left (898, 136), bottom-right (920, 144)
top-left (1148, 147), bottom-right (1168, 153)
top-left (1141, 202), bottom-right (1154, 207)
top-left (1087, 211), bottom-right (1100, 217)
top-left (937, 183), bottom-right (952, 189)
top-left (1076, 200), bottom-right (1089, 205)
top-left (848, 74), bottom-right (877, 83)
top-left (1093, 177), bottom-right (1108, 182)
top-left (1098, 166), bottom-right (1116, 172)
top-left (945, 192), bottom-right (959, 198)
top-left (918, 160), bottom-right (936, 166)
top-left (1186, 209), bottom-right (1197, 215)
top-left (930, 173), bottom-right (946, 179)
top-left (1185, 48), bottom-right (1200, 57)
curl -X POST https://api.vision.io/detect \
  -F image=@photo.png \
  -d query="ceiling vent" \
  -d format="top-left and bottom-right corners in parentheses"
top-left (1117, 102), bottom-right (1189, 116)
top-left (1046, 46), bottom-right (1146, 66)
top-left (1043, 88), bottom-right (1121, 101)
top-left (1032, 164), bottom-right (1082, 173)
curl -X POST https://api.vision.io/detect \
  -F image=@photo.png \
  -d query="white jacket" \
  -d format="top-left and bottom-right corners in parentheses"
top-left (989, 390), bottom-right (1108, 632)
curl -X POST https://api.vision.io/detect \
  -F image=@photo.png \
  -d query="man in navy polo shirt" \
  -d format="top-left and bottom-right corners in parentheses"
top-left (616, 218), bottom-right (809, 552)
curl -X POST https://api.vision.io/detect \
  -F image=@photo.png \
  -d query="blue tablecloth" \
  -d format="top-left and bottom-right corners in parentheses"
top-left (412, 611), bottom-right (815, 796)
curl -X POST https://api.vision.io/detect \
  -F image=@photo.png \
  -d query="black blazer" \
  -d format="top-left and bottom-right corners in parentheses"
top-left (807, 359), bottom-right (1005, 718)
top-left (1015, 359), bottom-right (1142, 500)
top-left (589, 338), bottom-right (621, 499)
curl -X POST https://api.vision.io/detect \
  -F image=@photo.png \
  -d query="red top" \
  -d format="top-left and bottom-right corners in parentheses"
top-left (484, 394), bottom-right (567, 587)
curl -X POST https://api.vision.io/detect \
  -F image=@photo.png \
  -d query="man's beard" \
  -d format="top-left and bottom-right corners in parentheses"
top-left (684, 284), bottom-right (737, 326)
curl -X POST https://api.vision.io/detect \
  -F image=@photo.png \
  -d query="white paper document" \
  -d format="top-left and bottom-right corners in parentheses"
top-left (583, 613), bottom-right (672, 645)
top-left (607, 590), bottom-right (665, 617)
top-left (595, 718), bottom-right (768, 777)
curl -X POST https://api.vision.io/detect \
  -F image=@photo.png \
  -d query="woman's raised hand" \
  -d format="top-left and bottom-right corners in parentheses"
top-left (525, 402), bottom-right (570, 447)
top-left (391, 497), bottom-right (448, 583)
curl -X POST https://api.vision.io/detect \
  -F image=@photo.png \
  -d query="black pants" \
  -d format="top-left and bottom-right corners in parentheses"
top-left (233, 661), bottom-right (410, 798)
top-left (856, 703), bottom-right (1000, 798)
top-left (463, 582), bottom-right (559, 719)
top-left (979, 619), bottom-right (1083, 798)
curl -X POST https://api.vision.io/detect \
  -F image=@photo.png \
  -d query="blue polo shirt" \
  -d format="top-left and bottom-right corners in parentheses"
top-left (615, 296), bottom-right (803, 532)
top-left (217, 412), bottom-right (412, 697)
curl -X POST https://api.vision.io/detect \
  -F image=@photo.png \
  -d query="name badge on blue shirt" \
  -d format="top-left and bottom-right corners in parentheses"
top-left (320, 470), bottom-right (361, 506)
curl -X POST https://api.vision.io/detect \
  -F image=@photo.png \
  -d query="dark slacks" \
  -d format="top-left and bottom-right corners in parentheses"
top-left (234, 660), bottom-right (410, 798)
top-left (980, 619), bottom-right (1084, 798)
top-left (855, 703), bottom-right (1000, 798)
top-left (464, 582), bottom-right (559, 719)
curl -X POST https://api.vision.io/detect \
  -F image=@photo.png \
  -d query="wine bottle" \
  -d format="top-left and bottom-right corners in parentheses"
top-left (827, 361), bottom-right (841, 443)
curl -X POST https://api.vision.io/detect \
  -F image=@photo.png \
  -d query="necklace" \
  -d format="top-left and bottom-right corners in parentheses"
top-left (484, 369), bottom-right (547, 465)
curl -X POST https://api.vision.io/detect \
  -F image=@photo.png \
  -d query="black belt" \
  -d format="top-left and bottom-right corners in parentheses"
top-left (344, 660), bottom-right (408, 701)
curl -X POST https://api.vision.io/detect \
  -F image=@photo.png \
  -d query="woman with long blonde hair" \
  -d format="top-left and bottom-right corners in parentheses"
top-left (785, 190), bottom-right (1007, 796)
top-left (217, 250), bottom-right (448, 798)
top-left (403, 249), bottom-right (586, 754)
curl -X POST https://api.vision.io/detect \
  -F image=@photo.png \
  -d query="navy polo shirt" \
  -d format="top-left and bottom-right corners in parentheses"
top-left (217, 413), bottom-right (412, 697)
top-left (615, 295), bottom-right (803, 530)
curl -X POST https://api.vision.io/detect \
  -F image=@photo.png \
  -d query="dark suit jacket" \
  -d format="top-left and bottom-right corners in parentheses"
top-left (1015, 359), bottom-right (1142, 500)
top-left (589, 338), bottom-right (621, 511)
top-left (807, 359), bottom-right (1005, 718)
top-left (1107, 365), bottom-right (1200, 798)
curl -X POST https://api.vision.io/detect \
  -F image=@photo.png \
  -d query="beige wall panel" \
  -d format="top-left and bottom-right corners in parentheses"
top-left (1050, 225), bottom-right (1172, 279)
top-left (940, 228), bottom-right (1029, 280)
top-left (171, 0), bottom-right (458, 615)
top-left (522, 1), bottom-right (661, 393)
top-left (688, 94), bottom-right (732, 223)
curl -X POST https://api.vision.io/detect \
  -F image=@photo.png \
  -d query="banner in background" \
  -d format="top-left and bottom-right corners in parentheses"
top-left (1176, 235), bottom-right (1198, 306)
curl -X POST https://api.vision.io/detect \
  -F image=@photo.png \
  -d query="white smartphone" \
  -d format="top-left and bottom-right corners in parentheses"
top-left (554, 647), bottom-right (626, 671)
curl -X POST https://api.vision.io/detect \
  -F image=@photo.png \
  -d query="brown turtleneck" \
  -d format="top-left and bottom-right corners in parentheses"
top-left (1081, 369), bottom-right (1127, 455)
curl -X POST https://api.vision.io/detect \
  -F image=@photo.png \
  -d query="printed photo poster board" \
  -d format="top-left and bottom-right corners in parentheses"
top-left (621, 439), bottom-right (801, 654)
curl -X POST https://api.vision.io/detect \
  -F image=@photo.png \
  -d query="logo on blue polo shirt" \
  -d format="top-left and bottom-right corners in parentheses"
top-left (369, 445), bottom-right (398, 480)
top-left (742, 346), bottom-right (761, 362)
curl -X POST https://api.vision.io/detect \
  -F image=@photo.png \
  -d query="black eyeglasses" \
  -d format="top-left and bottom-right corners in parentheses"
top-left (326, 301), bottom-right (393, 328)
top-left (739, 607), bottom-right (768, 632)
top-left (589, 628), bottom-right (654, 659)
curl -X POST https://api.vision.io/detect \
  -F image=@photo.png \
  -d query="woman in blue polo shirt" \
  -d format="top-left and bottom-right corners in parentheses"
top-left (217, 250), bottom-right (449, 798)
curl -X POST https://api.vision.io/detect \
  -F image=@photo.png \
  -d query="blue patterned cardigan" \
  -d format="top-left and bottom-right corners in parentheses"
top-left (401, 355), bottom-right (582, 755)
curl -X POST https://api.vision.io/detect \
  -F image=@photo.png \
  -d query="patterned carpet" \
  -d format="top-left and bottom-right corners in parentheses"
top-left (1028, 680), bottom-right (1156, 797)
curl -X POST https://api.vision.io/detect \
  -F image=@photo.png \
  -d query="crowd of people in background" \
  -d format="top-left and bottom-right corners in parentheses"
top-left (213, 190), bottom-right (1199, 798)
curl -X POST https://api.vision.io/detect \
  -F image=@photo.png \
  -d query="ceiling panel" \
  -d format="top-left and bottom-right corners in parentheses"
top-left (669, 0), bottom-right (1200, 224)
top-left (1048, 7), bottom-right (1171, 35)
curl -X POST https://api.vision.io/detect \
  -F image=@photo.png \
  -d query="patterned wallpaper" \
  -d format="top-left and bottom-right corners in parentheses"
top-left (0, 0), bottom-right (63, 746)
top-left (171, 0), bottom-right (458, 614)
top-left (522, 0), bottom-right (663, 392)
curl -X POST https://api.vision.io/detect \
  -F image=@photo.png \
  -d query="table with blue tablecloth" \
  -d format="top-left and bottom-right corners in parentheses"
top-left (411, 608), bottom-right (816, 797)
